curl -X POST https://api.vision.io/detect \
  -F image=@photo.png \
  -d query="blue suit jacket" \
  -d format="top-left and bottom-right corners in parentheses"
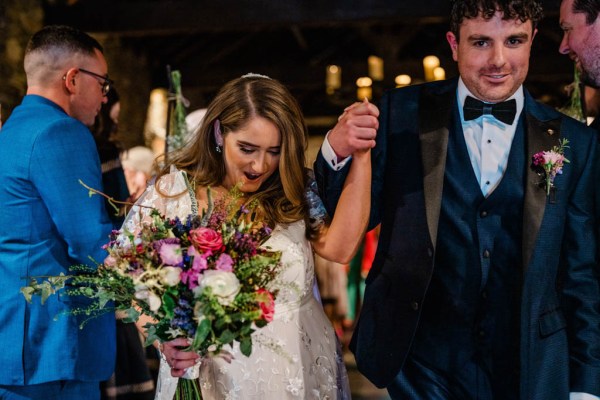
top-left (0, 95), bottom-right (116, 385)
top-left (315, 79), bottom-right (600, 398)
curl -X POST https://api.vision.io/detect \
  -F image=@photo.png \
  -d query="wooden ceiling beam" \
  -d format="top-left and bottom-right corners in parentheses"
top-left (44, 0), bottom-right (559, 37)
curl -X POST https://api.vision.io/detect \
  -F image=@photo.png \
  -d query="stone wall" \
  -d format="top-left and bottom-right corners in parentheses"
top-left (0, 0), bottom-right (43, 122)
top-left (100, 36), bottom-right (152, 149)
top-left (0, 3), bottom-right (151, 148)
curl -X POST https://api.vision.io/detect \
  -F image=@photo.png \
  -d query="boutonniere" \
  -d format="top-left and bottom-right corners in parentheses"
top-left (531, 138), bottom-right (570, 196)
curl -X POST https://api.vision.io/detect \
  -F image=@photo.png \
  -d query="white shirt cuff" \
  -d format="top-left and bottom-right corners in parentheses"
top-left (321, 131), bottom-right (352, 171)
top-left (571, 392), bottom-right (600, 400)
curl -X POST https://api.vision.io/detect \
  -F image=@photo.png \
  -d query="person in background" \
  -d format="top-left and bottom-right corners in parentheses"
top-left (314, 0), bottom-right (600, 398)
top-left (90, 87), bottom-right (130, 228)
top-left (0, 25), bottom-right (115, 399)
top-left (559, 0), bottom-right (600, 130)
top-left (121, 146), bottom-right (156, 202)
top-left (314, 254), bottom-right (348, 339)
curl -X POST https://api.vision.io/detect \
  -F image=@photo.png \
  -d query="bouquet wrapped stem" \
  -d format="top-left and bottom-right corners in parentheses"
top-left (176, 378), bottom-right (201, 400)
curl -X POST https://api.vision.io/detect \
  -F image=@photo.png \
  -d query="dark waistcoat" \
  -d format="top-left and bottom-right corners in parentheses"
top-left (411, 108), bottom-right (526, 385)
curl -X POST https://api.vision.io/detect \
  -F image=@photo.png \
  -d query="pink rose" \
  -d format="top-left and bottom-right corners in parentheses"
top-left (189, 228), bottom-right (223, 252)
top-left (104, 255), bottom-right (117, 267)
top-left (215, 253), bottom-right (234, 272)
top-left (159, 243), bottom-right (183, 265)
top-left (543, 151), bottom-right (564, 165)
top-left (256, 289), bottom-right (275, 322)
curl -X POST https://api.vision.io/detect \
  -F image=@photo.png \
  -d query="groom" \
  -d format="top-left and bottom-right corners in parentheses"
top-left (315, 0), bottom-right (600, 398)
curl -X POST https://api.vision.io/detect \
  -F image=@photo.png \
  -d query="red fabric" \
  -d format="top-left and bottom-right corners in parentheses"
top-left (361, 228), bottom-right (378, 274)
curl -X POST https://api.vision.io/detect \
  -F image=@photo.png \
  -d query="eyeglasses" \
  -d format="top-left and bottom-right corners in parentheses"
top-left (78, 68), bottom-right (113, 96)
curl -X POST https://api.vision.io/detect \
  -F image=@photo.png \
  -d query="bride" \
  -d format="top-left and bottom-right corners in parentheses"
top-left (125, 74), bottom-right (372, 399)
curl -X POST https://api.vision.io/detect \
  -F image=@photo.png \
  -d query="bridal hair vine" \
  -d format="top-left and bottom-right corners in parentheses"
top-left (531, 138), bottom-right (570, 198)
top-left (241, 73), bottom-right (271, 80)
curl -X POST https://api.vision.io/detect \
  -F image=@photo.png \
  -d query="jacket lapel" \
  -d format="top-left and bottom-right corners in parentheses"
top-left (522, 94), bottom-right (563, 270)
top-left (418, 83), bottom-right (454, 249)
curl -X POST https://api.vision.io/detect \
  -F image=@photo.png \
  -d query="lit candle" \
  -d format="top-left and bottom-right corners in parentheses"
top-left (433, 66), bottom-right (446, 81)
top-left (423, 55), bottom-right (440, 82)
top-left (395, 74), bottom-right (412, 87)
top-left (368, 56), bottom-right (384, 81)
top-left (356, 87), bottom-right (372, 101)
top-left (356, 76), bottom-right (373, 100)
top-left (326, 65), bottom-right (342, 94)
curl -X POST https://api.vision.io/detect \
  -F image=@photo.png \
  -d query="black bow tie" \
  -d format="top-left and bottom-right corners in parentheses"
top-left (463, 96), bottom-right (517, 125)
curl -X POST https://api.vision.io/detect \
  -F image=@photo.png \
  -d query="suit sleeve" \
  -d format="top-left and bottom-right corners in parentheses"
top-left (562, 127), bottom-right (600, 394)
top-left (313, 92), bottom-right (391, 231)
top-left (30, 118), bottom-right (112, 266)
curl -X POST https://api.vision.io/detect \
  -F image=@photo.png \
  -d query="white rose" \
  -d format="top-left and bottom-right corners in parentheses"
top-left (147, 292), bottom-right (162, 311)
top-left (134, 286), bottom-right (162, 312)
top-left (196, 270), bottom-right (240, 306)
top-left (160, 266), bottom-right (181, 286)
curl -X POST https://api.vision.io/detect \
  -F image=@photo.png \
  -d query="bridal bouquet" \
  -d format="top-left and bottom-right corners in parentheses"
top-left (22, 189), bottom-right (282, 366)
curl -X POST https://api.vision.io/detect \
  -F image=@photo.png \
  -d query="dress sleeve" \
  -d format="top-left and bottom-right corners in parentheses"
top-left (121, 167), bottom-right (194, 234)
top-left (305, 169), bottom-right (329, 230)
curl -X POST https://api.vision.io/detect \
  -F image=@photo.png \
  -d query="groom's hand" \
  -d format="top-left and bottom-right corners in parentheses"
top-left (329, 97), bottom-right (379, 159)
top-left (162, 338), bottom-right (201, 377)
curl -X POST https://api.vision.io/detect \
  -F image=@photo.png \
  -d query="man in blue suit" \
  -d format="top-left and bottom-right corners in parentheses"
top-left (315, 0), bottom-right (600, 398)
top-left (0, 25), bottom-right (116, 399)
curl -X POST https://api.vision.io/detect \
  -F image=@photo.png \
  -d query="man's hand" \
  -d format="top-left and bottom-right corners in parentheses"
top-left (328, 98), bottom-right (379, 159)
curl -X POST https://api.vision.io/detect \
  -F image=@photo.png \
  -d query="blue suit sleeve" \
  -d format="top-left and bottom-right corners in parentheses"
top-left (561, 127), bottom-right (600, 394)
top-left (30, 118), bottom-right (112, 266)
top-left (313, 93), bottom-right (390, 231)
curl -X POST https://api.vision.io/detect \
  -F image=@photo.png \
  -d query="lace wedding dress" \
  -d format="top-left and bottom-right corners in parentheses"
top-left (124, 169), bottom-right (350, 400)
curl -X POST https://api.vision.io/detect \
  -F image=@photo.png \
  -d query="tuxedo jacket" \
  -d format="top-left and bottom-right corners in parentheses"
top-left (0, 95), bottom-right (116, 385)
top-left (315, 79), bottom-right (600, 398)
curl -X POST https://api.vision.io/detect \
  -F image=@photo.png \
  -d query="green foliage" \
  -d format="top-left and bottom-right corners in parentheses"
top-left (558, 65), bottom-right (586, 122)
top-left (167, 70), bottom-right (189, 152)
top-left (20, 264), bottom-right (136, 322)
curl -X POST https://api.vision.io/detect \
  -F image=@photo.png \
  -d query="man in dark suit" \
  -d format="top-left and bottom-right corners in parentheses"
top-left (0, 25), bottom-right (115, 399)
top-left (314, 0), bottom-right (600, 398)
top-left (559, 0), bottom-right (600, 131)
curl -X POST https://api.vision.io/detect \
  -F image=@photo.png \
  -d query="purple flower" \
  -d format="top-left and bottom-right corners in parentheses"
top-left (181, 246), bottom-right (209, 290)
top-left (530, 138), bottom-right (570, 196)
top-left (187, 246), bottom-right (208, 271)
top-left (159, 243), bottom-right (183, 265)
top-left (215, 253), bottom-right (234, 272)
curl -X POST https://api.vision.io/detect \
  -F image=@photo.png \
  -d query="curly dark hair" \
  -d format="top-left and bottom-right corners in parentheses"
top-left (450, 0), bottom-right (544, 39)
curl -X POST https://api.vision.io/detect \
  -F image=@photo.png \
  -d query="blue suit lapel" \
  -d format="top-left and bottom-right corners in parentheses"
top-left (522, 91), bottom-right (563, 270)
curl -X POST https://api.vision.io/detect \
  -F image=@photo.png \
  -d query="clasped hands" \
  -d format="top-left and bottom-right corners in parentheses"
top-left (161, 338), bottom-right (234, 377)
top-left (328, 97), bottom-right (379, 159)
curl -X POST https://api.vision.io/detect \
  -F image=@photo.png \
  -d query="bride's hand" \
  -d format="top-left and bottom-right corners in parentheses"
top-left (161, 338), bottom-right (201, 377)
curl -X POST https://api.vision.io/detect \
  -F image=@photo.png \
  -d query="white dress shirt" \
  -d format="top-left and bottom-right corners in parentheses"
top-left (456, 78), bottom-right (524, 197)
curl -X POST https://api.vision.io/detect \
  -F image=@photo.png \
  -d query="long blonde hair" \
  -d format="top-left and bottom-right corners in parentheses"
top-left (157, 75), bottom-right (315, 237)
